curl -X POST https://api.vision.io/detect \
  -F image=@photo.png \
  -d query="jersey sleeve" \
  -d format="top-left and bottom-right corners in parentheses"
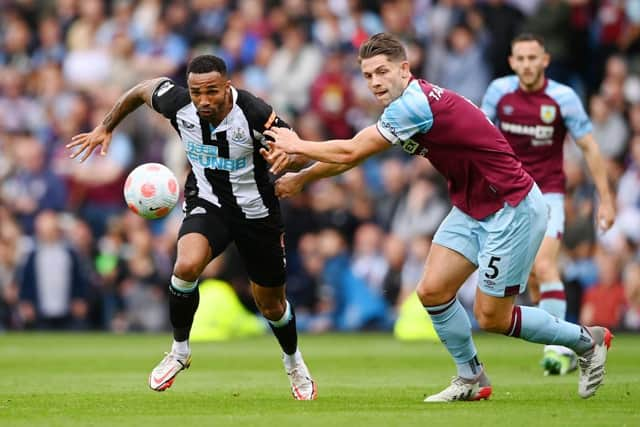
top-left (376, 82), bottom-right (433, 145)
top-left (557, 88), bottom-right (593, 140)
top-left (236, 89), bottom-right (291, 138)
top-left (151, 79), bottom-right (190, 120)
top-left (481, 76), bottom-right (519, 123)
top-left (481, 80), bottom-right (501, 122)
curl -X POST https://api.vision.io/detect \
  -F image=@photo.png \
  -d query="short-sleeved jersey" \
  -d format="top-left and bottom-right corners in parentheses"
top-left (481, 76), bottom-right (592, 194)
top-left (377, 78), bottom-right (533, 220)
top-left (151, 79), bottom-right (289, 219)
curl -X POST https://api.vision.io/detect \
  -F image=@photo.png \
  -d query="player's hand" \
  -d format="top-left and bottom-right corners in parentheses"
top-left (263, 127), bottom-right (301, 154)
top-left (597, 199), bottom-right (616, 231)
top-left (259, 143), bottom-right (292, 174)
top-left (66, 124), bottom-right (113, 162)
top-left (275, 172), bottom-right (305, 198)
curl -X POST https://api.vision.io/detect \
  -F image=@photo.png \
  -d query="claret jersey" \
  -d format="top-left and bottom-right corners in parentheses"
top-left (481, 76), bottom-right (592, 194)
top-left (151, 79), bottom-right (289, 219)
top-left (376, 78), bottom-right (534, 220)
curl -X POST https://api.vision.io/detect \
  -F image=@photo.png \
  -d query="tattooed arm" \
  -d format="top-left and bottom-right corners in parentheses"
top-left (66, 78), bottom-right (166, 162)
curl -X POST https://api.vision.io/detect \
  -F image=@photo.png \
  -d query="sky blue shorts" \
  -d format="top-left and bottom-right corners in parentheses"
top-left (543, 193), bottom-right (565, 239)
top-left (433, 184), bottom-right (548, 297)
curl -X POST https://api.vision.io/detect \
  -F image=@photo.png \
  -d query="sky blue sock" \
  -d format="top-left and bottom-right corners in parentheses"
top-left (538, 281), bottom-right (567, 319)
top-left (506, 305), bottom-right (593, 354)
top-left (426, 298), bottom-right (482, 379)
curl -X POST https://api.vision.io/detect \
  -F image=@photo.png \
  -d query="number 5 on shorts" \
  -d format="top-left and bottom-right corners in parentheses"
top-left (484, 256), bottom-right (501, 279)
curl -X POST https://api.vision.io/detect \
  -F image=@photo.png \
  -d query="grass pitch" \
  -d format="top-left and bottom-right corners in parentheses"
top-left (1, 332), bottom-right (638, 427)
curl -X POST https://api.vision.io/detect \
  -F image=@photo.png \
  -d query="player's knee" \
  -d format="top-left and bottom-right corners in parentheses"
top-left (256, 298), bottom-right (286, 320)
top-left (474, 306), bottom-right (510, 333)
top-left (173, 258), bottom-right (205, 282)
top-left (416, 282), bottom-right (454, 307)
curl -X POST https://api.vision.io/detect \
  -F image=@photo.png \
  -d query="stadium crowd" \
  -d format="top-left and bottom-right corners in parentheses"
top-left (1, 0), bottom-right (639, 334)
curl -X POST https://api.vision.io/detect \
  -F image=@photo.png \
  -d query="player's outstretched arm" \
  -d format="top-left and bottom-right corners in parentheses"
top-left (264, 125), bottom-right (390, 165)
top-left (259, 144), bottom-right (310, 175)
top-left (66, 78), bottom-right (166, 162)
top-left (575, 133), bottom-right (616, 230)
top-left (275, 162), bottom-right (355, 198)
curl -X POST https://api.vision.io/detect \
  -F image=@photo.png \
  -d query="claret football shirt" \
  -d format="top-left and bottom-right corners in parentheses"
top-left (377, 78), bottom-right (534, 220)
top-left (481, 76), bottom-right (593, 194)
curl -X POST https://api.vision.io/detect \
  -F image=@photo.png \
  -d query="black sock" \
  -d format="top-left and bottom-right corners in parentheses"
top-left (169, 285), bottom-right (200, 342)
top-left (268, 303), bottom-right (298, 355)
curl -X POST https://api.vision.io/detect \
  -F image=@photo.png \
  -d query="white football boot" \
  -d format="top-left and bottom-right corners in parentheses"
top-left (148, 351), bottom-right (191, 391)
top-left (424, 369), bottom-right (492, 402)
top-left (286, 359), bottom-right (317, 400)
top-left (578, 326), bottom-right (613, 399)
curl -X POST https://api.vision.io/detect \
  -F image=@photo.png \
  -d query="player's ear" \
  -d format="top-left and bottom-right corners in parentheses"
top-left (400, 61), bottom-right (411, 78)
top-left (508, 54), bottom-right (516, 72)
top-left (542, 52), bottom-right (551, 68)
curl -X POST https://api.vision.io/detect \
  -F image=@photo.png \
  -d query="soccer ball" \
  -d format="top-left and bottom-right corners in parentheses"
top-left (123, 163), bottom-right (180, 219)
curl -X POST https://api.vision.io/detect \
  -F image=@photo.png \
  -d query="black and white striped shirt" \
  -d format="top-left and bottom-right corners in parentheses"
top-left (151, 79), bottom-right (289, 219)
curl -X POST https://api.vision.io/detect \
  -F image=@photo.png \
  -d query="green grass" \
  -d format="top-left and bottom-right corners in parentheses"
top-left (1, 333), bottom-right (638, 427)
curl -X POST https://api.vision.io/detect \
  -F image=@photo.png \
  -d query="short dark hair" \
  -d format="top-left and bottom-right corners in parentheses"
top-left (511, 33), bottom-right (545, 49)
top-left (186, 55), bottom-right (227, 77)
top-left (358, 32), bottom-right (407, 63)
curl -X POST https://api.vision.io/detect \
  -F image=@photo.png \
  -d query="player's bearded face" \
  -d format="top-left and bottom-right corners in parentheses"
top-left (188, 71), bottom-right (231, 121)
top-left (361, 55), bottom-right (410, 106)
top-left (509, 41), bottom-right (549, 90)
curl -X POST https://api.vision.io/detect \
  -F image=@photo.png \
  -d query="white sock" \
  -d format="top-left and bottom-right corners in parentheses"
top-left (172, 340), bottom-right (190, 357)
top-left (283, 348), bottom-right (303, 371)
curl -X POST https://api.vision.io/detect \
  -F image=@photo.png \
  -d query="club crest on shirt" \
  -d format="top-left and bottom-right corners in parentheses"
top-left (540, 105), bottom-right (557, 124)
top-left (502, 105), bottom-right (514, 115)
top-left (231, 127), bottom-right (248, 143)
top-left (181, 120), bottom-right (195, 129)
top-left (400, 139), bottom-right (419, 154)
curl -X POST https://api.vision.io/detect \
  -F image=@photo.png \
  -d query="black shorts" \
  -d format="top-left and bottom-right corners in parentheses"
top-left (178, 197), bottom-right (286, 287)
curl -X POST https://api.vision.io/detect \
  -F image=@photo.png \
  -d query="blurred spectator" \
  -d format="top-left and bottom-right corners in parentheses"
top-left (580, 250), bottom-right (627, 330)
top-left (380, 233), bottom-right (406, 308)
top-left (623, 261), bottom-right (640, 331)
top-left (266, 21), bottom-right (323, 116)
top-left (0, 132), bottom-right (67, 235)
top-left (286, 232), bottom-right (331, 333)
top-left (617, 135), bottom-right (640, 215)
top-left (190, 0), bottom-right (230, 45)
top-left (310, 0), bottom-right (342, 50)
top-left (215, 12), bottom-right (260, 74)
top-left (0, 68), bottom-right (46, 134)
top-left (478, 0), bottom-right (524, 78)
top-left (318, 228), bottom-right (390, 331)
top-left (132, 17), bottom-right (188, 80)
top-left (589, 93), bottom-right (628, 160)
top-left (332, 0), bottom-right (384, 49)
top-left (239, 37), bottom-right (274, 100)
top-left (399, 234), bottom-right (431, 305)
top-left (95, 0), bottom-right (144, 48)
top-left (0, 16), bottom-right (32, 73)
top-left (434, 23), bottom-right (490, 105)
top-left (17, 210), bottom-right (89, 330)
top-left (63, 0), bottom-right (112, 90)
top-left (308, 180), bottom-right (360, 245)
top-left (66, 105), bottom-right (134, 237)
top-left (118, 224), bottom-right (168, 332)
top-left (375, 157), bottom-right (408, 231)
top-left (31, 15), bottom-right (66, 68)
top-left (522, 0), bottom-right (573, 84)
top-left (0, 207), bottom-right (23, 330)
top-left (351, 223), bottom-right (388, 296)
top-left (309, 48), bottom-right (354, 139)
top-left (390, 178), bottom-right (448, 242)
